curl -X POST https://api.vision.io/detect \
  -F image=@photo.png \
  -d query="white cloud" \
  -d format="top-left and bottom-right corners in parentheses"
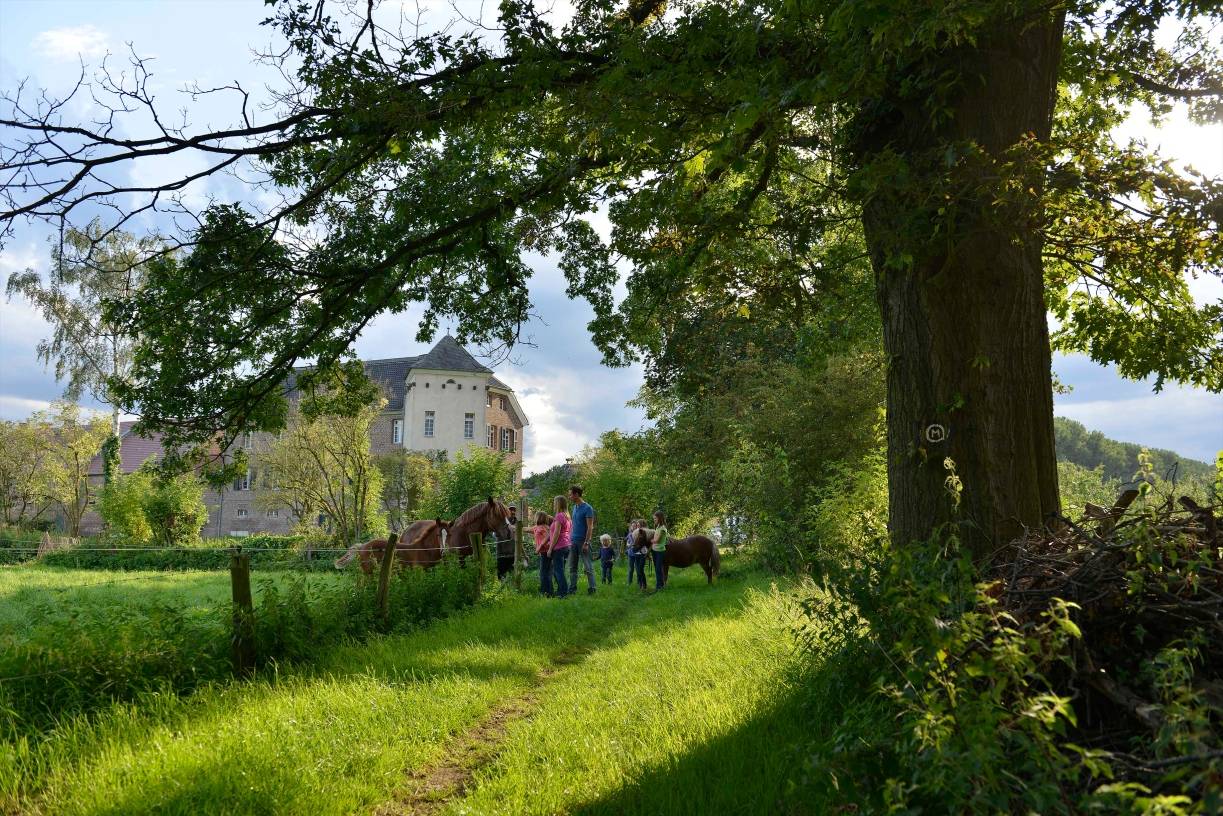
top-left (1057, 388), bottom-right (1222, 464)
top-left (492, 364), bottom-right (647, 476)
top-left (0, 395), bottom-right (53, 419)
top-left (32, 25), bottom-right (110, 62)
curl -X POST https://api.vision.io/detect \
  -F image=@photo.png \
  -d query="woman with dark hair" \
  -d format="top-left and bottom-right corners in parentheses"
top-left (650, 510), bottom-right (669, 590)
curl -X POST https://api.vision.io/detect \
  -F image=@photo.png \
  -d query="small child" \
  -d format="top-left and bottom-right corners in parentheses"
top-left (598, 533), bottom-right (616, 584)
top-left (533, 511), bottom-right (554, 596)
top-left (532, 511), bottom-right (553, 555)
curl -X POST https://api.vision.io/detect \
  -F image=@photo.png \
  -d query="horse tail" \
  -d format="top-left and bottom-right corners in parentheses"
top-left (334, 540), bottom-right (363, 570)
top-left (710, 539), bottom-right (721, 580)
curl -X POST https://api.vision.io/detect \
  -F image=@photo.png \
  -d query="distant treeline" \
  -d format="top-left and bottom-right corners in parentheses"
top-left (1054, 416), bottom-right (1213, 484)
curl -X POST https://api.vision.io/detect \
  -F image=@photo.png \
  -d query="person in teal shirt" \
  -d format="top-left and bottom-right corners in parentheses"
top-left (567, 485), bottom-right (597, 595)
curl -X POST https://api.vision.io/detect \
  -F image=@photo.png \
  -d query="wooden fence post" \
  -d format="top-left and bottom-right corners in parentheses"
top-left (470, 532), bottom-right (485, 596)
top-left (376, 532), bottom-right (399, 624)
top-left (513, 495), bottom-right (525, 591)
top-left (229, 548), bottom-right (255, 678)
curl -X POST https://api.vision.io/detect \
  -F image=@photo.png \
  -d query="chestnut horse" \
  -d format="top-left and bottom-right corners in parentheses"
top-left (333, 518), bottom-right (450, 574)
top-left (334, 498), bottom-right (514, 573)
top-left (632, 528), bottom-right (721, 584)
top-left (438, 497), bottom-right (514, 567)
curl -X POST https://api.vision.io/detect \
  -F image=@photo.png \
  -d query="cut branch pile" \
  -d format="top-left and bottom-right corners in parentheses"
top-left (987, 489), bottom-right (1222, 782)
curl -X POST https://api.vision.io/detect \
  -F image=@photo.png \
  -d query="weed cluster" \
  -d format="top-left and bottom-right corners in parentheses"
top-left (795, 501), bottom-right (1222, 814)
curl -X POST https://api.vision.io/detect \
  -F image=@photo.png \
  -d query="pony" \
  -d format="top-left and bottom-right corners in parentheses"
top-left (631, 528), bottom-right (721, 584)
top-left (333, 497), bottom-right (514, 572)
top-left (333, 518), bottom-right (450, 574)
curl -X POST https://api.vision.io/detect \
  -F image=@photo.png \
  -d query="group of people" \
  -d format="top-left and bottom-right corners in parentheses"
top-left (529, 485), bottom-right (670, 597)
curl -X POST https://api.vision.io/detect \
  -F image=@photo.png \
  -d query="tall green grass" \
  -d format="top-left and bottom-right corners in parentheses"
top-left (5, 556), bottom-right (819, 816)
top-left (437, 576), bottom-right (808, 815)
top-left (0, 560), bottom-right (479, 740)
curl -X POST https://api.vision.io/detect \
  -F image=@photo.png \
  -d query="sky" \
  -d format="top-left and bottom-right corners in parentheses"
top-left (0, 0), bottom-right (1220, 474)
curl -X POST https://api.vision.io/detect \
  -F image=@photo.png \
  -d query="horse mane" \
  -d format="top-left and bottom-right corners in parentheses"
top-left (452, 499), bottom-right (506, 529)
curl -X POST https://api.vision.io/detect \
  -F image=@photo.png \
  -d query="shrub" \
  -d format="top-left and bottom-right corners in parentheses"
top-left (37, 537), bottom-right (332, 572)
top-left (96, 471), bottom-right (155, 543)
top-left (424, 447), bottom-right (517, 519)
top-left (97, 469), bottom-right (209, 547)
top-left (143, 472), bottom-right (209, 547)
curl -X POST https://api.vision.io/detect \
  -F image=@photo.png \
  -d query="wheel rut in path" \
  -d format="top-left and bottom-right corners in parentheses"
top-left (370, 643), bottom-right (593, 816)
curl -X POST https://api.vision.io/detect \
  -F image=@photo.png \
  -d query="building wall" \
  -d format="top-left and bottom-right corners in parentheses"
top-left (484, 389), bottom-right (524, 477)
top-left (404, 369), bottom-right (488, 459)
top-left (369, 410), bottom-right (402, 456)
top-left (83, 376), bottom-right (526, 539)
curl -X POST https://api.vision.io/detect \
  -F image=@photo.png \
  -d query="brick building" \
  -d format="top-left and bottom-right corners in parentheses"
top-left (86, 336), bottom-right (528, 537)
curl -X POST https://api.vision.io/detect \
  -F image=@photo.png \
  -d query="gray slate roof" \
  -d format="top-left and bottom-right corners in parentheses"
top-left (291, 336), bottom-right (496, 413)
top-left (411, 335), bottom-right (493, 374)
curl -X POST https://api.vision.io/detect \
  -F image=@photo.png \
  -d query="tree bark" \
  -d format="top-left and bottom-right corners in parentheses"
top-left (856, 11), bottom-right (1066, 562)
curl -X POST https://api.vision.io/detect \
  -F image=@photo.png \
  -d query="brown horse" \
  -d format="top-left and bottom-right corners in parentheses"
top-left (632, 528), bottom-right (721, 584)
top-left (333, 518), bottom-right (450, 574)
top-left (442, 497), bottom-right (514, 567)
top-left (334, 498), bottom-right (514, 572)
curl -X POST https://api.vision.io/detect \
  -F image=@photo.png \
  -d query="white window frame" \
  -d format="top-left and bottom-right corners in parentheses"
top-left (464, 413), bottom-right (474, 439)
top-left (236, 507), bottom-right (248, 518)
top-left (499, 396), bottom-right (507, 411)
top-left (392, 419), bottom-right (403, 445)
top-left (242, 431), bottom-right (253, 449)
top-left (424, 411), bottom-right (435, 437)
top-left (234, 468), bottom-right (251, 491)
top-left (500, 428), bottom-right (510, 451)
top-left (266, 509), bottom-right (279, 518)
top-left (487, 424), bottom-right (495, 448)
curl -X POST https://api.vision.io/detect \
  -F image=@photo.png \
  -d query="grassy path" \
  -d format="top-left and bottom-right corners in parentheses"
top-left (8, 556), bottom-right (810, 815)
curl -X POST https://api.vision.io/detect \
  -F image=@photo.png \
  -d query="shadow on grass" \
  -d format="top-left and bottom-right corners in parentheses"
top-left (570, 685), bottom-right (820, 816)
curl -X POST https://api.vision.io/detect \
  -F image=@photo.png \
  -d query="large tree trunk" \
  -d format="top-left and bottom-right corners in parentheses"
top-left (857, 11), bottom-right (1066, 562)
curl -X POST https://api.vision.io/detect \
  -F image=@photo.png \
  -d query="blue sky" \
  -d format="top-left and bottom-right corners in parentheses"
top-left (1, 0), bottom-right (1220, 473)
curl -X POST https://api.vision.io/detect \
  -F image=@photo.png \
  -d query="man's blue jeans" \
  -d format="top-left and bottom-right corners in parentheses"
top-left (567, 542), bottom-right (596, 593)
top-left (652, 549), bottom-right (666, 589)
top-left (626, 552), bottom-right (637, 585)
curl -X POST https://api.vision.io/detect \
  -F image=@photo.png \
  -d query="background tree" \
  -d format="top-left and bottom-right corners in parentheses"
top-left (255, 400), bottom-right (387, 546)
top-left (423, 447), bottom-right (517, 520)
top-left (1053, 416), bottom-right (1212, 484)
top-left (6, 223), bottom-right (161, 481)
top-left (96, 468), bottom-right (208, 547)
top-left (2, 0), bottom-right (1219, 559)
top-left (0, 419), bottom-right (53, 527)
top-left (574, 432), bottom-right (664, 536)
top-left (37, 401), bottom-right (110, 537)
top-left (376, 449), bottom-right (441, 530)
top-left (523, 463), bottom-right (577, 507)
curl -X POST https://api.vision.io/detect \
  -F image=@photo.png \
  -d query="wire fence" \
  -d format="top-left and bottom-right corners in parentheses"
top-left (0, 529), bottom-right (523, 688)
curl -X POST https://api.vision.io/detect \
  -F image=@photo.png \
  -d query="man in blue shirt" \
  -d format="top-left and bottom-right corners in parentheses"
top-left (567, 485), bottom-right (597, 595)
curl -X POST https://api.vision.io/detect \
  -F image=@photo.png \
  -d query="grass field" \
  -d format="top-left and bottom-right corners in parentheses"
top-left (3, 554), bottom-right (821, 815)
top-left (0, 566), bottom-right (351, 633)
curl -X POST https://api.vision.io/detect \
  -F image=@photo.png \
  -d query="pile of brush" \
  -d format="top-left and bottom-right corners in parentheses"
top-left (988, 489), bottom-right (1222, 793)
